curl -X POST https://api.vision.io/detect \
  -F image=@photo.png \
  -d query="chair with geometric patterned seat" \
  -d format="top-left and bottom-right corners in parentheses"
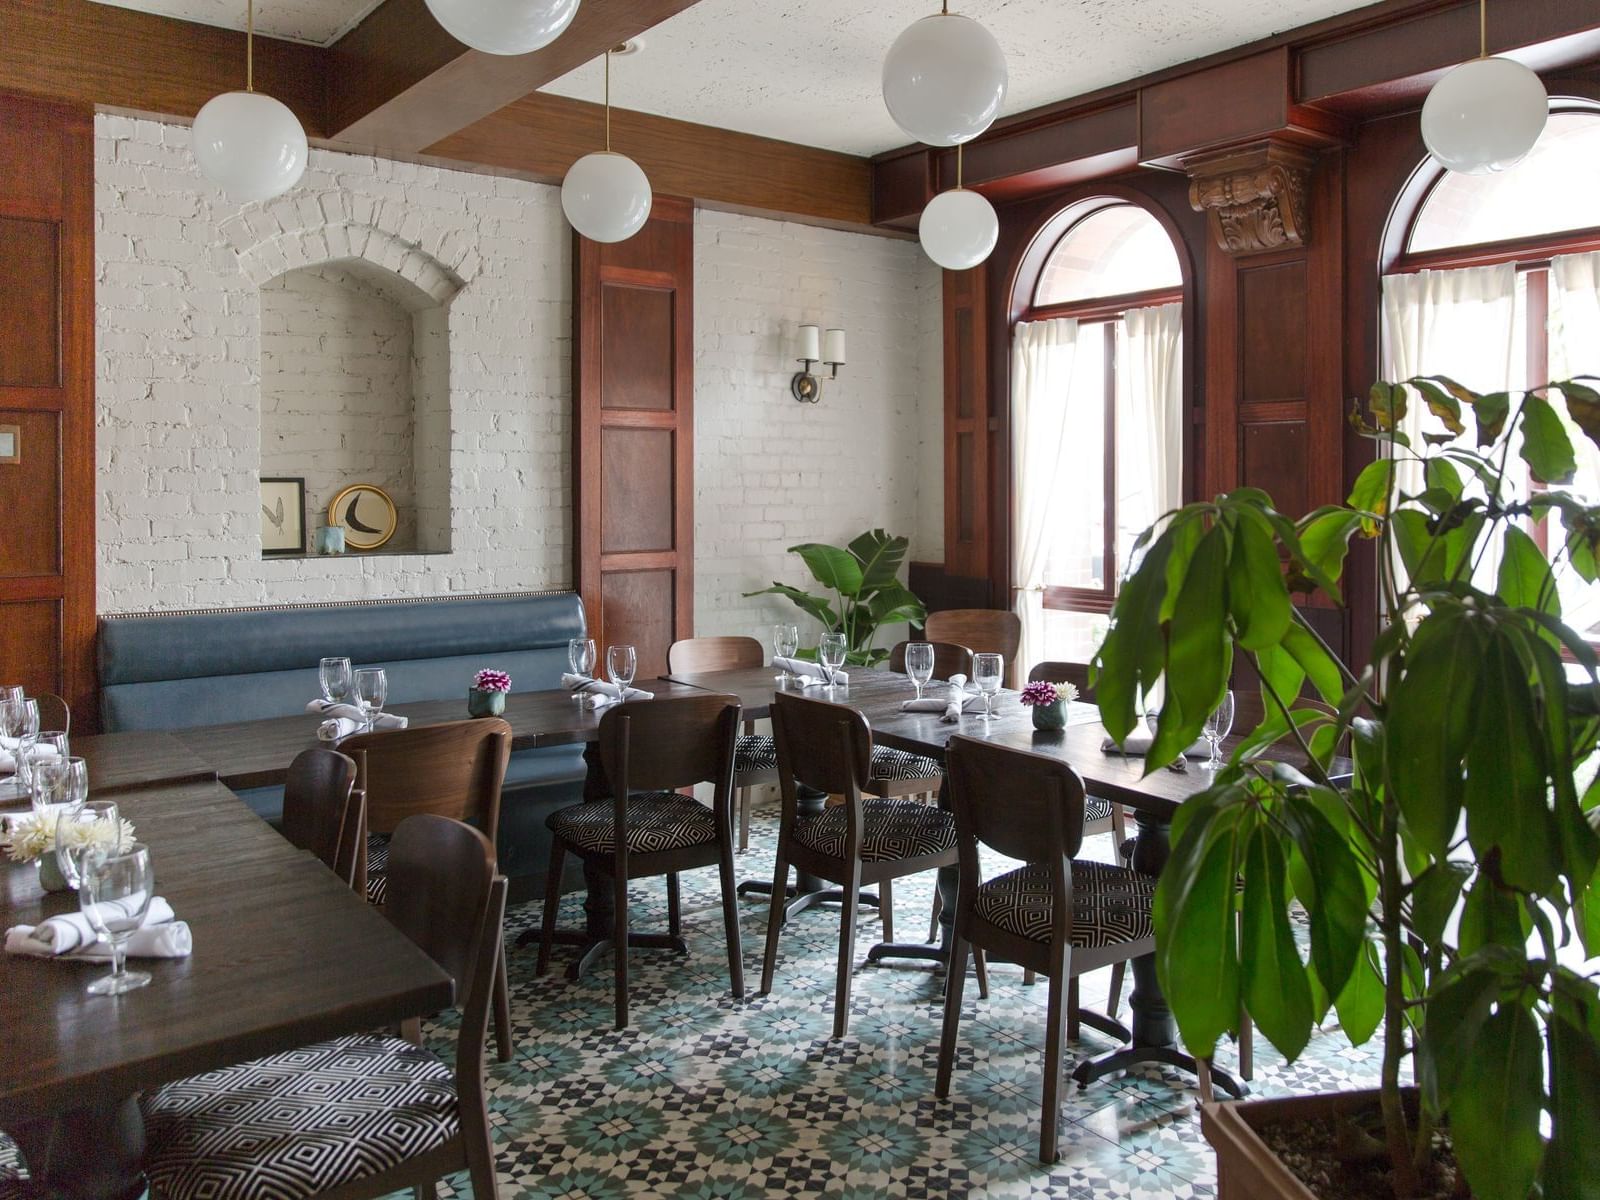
top-left (141, 813), bottom-right (507, 1200)
top-left (534, 692), bottom-right (746, 1031)
top-left (280, 746), bottom-right (361, 888)
top-left (935, 735), bottom-right (1155, 1164)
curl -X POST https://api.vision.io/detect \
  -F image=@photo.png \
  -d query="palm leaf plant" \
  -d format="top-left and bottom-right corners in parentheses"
top-left (744, 529), bottom-right (927, 665)
top-left (1094, 376), bottom-right (1600, 1198)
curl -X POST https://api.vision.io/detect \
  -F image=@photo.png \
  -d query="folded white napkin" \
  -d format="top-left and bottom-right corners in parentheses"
top-left (900, 674), bottom-right (987, 722)
top-left (772, 656), bottom-right (849, 688)
top-left (6, 896), bottom-right (191, 959)
top-left (1101, 730), bottom-right (1212, 759)
top-left (0, 744), bottom-right (60, 775)
top-left (306, 700), bottom-right (408, 741)
top-left (561, 675), bottom-right (652, 710)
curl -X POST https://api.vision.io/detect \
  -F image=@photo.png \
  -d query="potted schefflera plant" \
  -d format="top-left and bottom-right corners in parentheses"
top-left (1094, 375), bottom-right (1600, 1199)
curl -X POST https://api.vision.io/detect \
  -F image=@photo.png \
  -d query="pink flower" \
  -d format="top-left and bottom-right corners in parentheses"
top-left (474, 669), bottom-right (512, 693)
top-left (1019, 680), bottom-right (1079, 707)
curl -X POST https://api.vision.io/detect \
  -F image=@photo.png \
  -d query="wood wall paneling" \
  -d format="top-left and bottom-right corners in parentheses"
top-left (0, 600), bottom-right (63, 701)
top-left (0, 411), bottom-right (62, 579)
top-left (0, 220), bottom-right (61, 388)
top-left (942, 265), bottom-right (991, 593)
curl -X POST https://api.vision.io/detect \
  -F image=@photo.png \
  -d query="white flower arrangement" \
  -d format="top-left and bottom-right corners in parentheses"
top-left (4, 810), bottom-right (135, 864)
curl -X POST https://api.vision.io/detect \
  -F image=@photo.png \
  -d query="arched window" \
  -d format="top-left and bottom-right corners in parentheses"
top-left (1012, 201), bottom-right (1185, 664)
top-left (1383, 105), bottom-right (1600, 639)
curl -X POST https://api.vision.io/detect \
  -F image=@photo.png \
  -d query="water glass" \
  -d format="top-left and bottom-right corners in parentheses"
top-left (81, 842), bottom-right (154, 995)
top-left (606, 645), bottom-right (637, 696)
top-left (773, 624), bottom-right (800, 684)
top-left (1203, 691), bottom-right (1236, 769)
top-left (55, 800), bottom-right (121, 891)
top-left (0, 686), bottom-right (21, 708)
top-left (904, 642), bottom-right (935, 701)
top-left (818, 632), bottom-right (849, 699)
top-left (568, 637), bottom-right (597, 680)
top-left (354, 668), bottom-right (388, 732)
top-left (973, 653), bottom-right (1004, 721)
top-left (32, 756), bottom-right (87, 814)
top-left (319, 657), bottom-right (353, 705)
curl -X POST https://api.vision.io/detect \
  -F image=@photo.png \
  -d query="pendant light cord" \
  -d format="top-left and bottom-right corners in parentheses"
top-left (246, 0), bottom-right (255, 92)
top-left (1479, 0), bottom-right (1487, 58)
top-left (604, 49), bottom-right (612, 153)
top-left (956, 143), bottom-right (964, 190)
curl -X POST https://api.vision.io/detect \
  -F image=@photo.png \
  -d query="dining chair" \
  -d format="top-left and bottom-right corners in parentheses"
top-left (935, 734), bottom-right (1155, 1164)
top-left (887, 639), bottom-right (973, 680)
top-left (761, 692), bottom-right (960, 1038)
top-left (924, 609), bottom-right (1022, 684)
top-left (279, 746), bottom-right (361, 888)
top-left (141, 813), bottom-right (507, 1200)
top-left (534, 693), bottom-right (745, 1030)
top-left (342, 717), bottom-right (513, 1063)
top-left (32, 694), bottom-right (69, 736)
top-left (666, 636), bottom-right (778, 851)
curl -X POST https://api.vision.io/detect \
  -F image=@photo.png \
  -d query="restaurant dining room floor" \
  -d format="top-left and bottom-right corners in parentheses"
top-left (416, 806), bottom-right (1390, 1200)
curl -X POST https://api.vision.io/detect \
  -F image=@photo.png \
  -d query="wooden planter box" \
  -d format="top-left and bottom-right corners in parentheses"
top-left (1202, 1088), bottom-right (1393, 1200)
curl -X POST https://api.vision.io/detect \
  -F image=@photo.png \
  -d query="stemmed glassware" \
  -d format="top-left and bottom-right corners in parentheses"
top-left (32, 756), bottom-right (87, 814)
top-left (353, 668), bottom-right (387, 732)
top-left (569, 638), bottom-right (597, 681)
top-left (319, 657), bottom-right (353, 705)
top-left (2, 698), bottom-right (40, 799)
top-left (1202, 690), bottom-right (1236, 770)
top-left (80, 842), bottom-right (154, 996)
top-left (818, 632), bottom-right (848, 700)
top-left (904, 641), bottom-right (935, 701)
top-left (773, 624), bottom-right (799, 685)
top-left (606, 645), bottom-right (637, 697)
top-left (55, 800), bottom-right (121, 891)
top-left (973, 653), bottom-right (1004, 723)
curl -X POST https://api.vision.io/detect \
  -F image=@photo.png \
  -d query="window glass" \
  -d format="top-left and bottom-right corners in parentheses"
top-left (1034, 205), bottom-right (1182, 307)
top-left (1040, 328), bottom-right (1107, 590)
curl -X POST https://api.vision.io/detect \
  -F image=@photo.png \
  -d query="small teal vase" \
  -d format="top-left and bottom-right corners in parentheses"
top-left (37, 854), bottom-right (71, 894)
top-left (468, 687), bottom-right (506, 718)
top-left (1031, 700), bottom-right (1066, 731)
top-left (315, 525), bottom-right (346, 555)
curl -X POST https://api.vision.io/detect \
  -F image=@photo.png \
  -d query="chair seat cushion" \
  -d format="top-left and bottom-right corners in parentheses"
top-left (142, 1033), bottom-right (458, 1200)
top-left (0, 1134), bottom-right (26, 1198)
top-left (548, 793), bottom-right (717, 855)
top-left (1084, 794), bottom-right (1114, 825)
top-left (794, 798), bottom-right (956, 863)
top-left (974, 860), bottom-right (1154, 948)
top-left (734, 734), bottom-right (777, 774)
top-left (869, 745), bottom-right (943, 783)
top-left (365, 834), bottom-right (390, 906)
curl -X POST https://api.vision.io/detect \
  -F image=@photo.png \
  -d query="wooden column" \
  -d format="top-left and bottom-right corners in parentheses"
top-left (940, 264), bottom-right (994, 604)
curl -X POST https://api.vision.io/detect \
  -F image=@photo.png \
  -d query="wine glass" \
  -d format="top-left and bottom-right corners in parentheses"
top-left (773, 624), bottom-right (800, 684)
top-left (568, 638), bottom-right (597, 682)
top-left (55, 800), bottom-right (121, 891)
top-left (4, 700), bottom-right (40, 798)
top-left (353, 668), bottom-right (387, 732)
top-left (32, 756), bottom-right (87, 814)
top-left (818, 632), bottom-right (848, 699)
top-left (606, 645), bottom-right (637, 698)
top-left (81, 842), bottom-right (154, 995)
top-left (1203, 690), bottom-right (1236, 769)
top-left (973, 653), bottom-right (1004, 722)
top-left (319, 657), bottom-right (353, 706)
top-left (904, 642), bottom-right (935, 702)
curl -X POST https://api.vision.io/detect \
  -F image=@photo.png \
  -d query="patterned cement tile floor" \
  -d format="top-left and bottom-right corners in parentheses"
top-left (423, 807), bottom-right (1387, 1200)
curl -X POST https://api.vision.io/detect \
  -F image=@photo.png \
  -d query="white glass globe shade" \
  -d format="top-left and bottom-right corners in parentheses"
top-left (423, 0), bottom-right (580, 55)
top-left (1421, 56), bottom-right (1549, 175)
top-left (882, 12), bottom-right (1008, 147)
top-left (562, 152), bottom-right (653, 243)
top-left (919, 188), bottom-right (998, 271)
top-left (192, 91), bottom-right (308, 203)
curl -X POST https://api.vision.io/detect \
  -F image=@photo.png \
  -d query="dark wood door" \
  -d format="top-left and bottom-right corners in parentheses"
top-left (0, 94), bottom-right (95, 725)
top-left (573, 195), bottom-right (694, 677)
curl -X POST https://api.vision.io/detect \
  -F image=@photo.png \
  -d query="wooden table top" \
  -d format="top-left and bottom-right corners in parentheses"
top-left (70, 730), bottom-right (218, 795)
top-left (0, 779), bottom-right (453, 1121)
top-left (662, 665), bottom-right (1212, 820)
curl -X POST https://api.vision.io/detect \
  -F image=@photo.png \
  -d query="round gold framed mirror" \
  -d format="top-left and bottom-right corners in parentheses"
top-left (328, 483), bottom-right (398, 551)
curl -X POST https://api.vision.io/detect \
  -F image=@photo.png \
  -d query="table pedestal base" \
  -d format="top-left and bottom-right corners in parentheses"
top-left (11, 1094), bottom-right (146, 1200)
top-left (1073, 1043), bottom-right (1246, 1099)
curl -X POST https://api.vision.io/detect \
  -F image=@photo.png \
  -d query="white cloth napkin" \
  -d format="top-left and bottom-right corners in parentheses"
top-left (1101, 730), bottom-right (1212, 759)
top-left (0, 744), bottom-right (60, 775)
top-left (6, 896), bottom-right (191, 959)
top-left (900, 674), bottom-right (986, 722)
top-left (306, 700), bottom-right (408, 741)
top-left (561, 675), bottom-right (652, 710)
top-left (772, 656), bottom-right (849, 688)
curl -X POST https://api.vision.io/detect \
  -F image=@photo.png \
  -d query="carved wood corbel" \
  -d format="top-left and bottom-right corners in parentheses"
top-left (1185, 141), bottom-right (1318, 255)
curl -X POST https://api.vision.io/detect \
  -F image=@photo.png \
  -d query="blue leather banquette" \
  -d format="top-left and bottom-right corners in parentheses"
top-left (98, 591), bottom-right (588, 897)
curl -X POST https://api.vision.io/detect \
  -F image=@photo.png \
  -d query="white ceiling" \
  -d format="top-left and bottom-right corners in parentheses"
top-left (92, 0), bottom-right (1381, 152)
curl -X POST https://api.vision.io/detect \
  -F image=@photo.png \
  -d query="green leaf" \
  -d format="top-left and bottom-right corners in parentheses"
top-left (1413, 378), bottom-right (1465, 436)
top-left (1451, 1003), bottom-right (1545, 1200)
top-left (1281, 619), bottom-right (1344, 705)
top-left (1418, 965), bottom-right (1499, 1113)
top-left (1332, 939), bottom-right (1383, 1047)
top-left (1347, 458), bottom-right (1395, 533)
top-left (1545, 998), bottom-right (1600, 1198)
top-left (1239, 827), bottom-right (1313, 1060)
top-left (1458, 871), bottom-right (1530, 954)
top-left (1153, 808), bottom-right (1245, 1056)
top-left (742, 582), bottom-right (839, 630)
top-left (1425, 455), bottom-right (1464, 499)
top-left (1472, 389), bottom-right (1512, 447)
top-left (1278, 793), bottom-right (1368, 1001)
top-left (866, 583), bottom-right (926, 627)
top-left (1409, 861), bottom-right (1472, 947)
top-left (1227, 514), bottom-right (1291, 651)
top-left (846, 529), bottom-right (910, 594)
top-left (1520, 393), bottom-right (1579, 485)
top-left (1369, 381), bottom-right (1408, 430)
top-left (1096, 518), bottom-right (1184, 743)
top-left (1497, 524), bottom-right (1561, 617)
top-left (789, 542), bottom-right (864, 596)
top-left (1555, 379), bottom-right (1600, 454)
top-left (1154, 525), bottom-right (1233, 769)
top-left (1296, 508), bottom-right (1362, 589)
top-left (1386, 612), bottom-right (1481, 854)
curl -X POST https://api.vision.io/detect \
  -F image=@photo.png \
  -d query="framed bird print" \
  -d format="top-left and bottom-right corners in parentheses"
top-left (260, 477), bottom-right (307, 556)
top-left (329, 483), bottom-right (398, 551)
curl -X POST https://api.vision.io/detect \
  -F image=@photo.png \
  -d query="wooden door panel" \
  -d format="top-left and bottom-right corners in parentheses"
top-left (600, 285), bottom-right (674, 410)
top-left (1239, 260), bottom-right (1307, 405)
top-left (0, 409), bottom-right (60, 577)
top-left (0, 599), bottom-right (61, 697)
top-left (0, 218), bottom-right (60, 387)
top-left (599, 570), bottom-right (676, 679)
top-left (600, 427), bottom-right (675, 554)
top-left (1241, 421), bottom-right (1309, 520)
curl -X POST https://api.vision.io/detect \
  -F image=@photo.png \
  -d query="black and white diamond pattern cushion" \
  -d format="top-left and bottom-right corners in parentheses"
top-left (0, 1134), bottom-right (27, 1198)
top-left (734, 734), bottom-right (778, 775)
top-left (1084, 795), bottom-right (1114, 825)
top-left (794, 798), bottom-right (956, 863)
top-left (549, 792), bottom-right (716, 855)
top-left (869, 745), bottom-right (944, 783)
top-left (973, 860), bottom-right (1154, 948)
top-left (365, 833), bottom-right (390, 906)
top-left (142, 1033), bottom-right (457, 1200)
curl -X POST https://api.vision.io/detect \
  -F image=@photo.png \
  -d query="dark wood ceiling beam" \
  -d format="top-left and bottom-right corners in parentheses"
top-left (327, 0), bottom-right (704, 155)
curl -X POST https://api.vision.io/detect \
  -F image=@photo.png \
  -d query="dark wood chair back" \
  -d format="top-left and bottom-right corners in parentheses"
top-left (598, 694), bottom-right (741, 796)
top-left (1029, 660), bottom-right (1094, 701)
top-left (925, 609), bottom-right (1021, 664)
top-left (770, 692), bottom-right (872, 804)
top-left (281, 747), bottom-right (360, 886)
top-left (34, 693), bottom-right (70, 736)
top-left (889, 640), bottom-right (974, 680)
top-left (667, 636), bottom-right (764, 673)
top-left (341, 718), bottom-right (512, 842)
top-left (945, 734), bottom-right (1086, 866)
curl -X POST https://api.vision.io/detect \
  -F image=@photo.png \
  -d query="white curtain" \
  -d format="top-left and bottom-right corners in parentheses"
top-left (1011, 317), bottom-right (1081, 672)
top-left (1116, 302), bottom-right (1184, 573)
top-left (1548, 251), bottom-right (1600, 635)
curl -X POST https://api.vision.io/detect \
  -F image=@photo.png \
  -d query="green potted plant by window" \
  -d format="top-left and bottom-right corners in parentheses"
top-left (1095, 376), bottom-right (1600, 1198)
top-left (744, 529), bottom-right (927, 666)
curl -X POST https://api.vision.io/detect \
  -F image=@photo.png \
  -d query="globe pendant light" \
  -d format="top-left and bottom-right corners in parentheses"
top-left (920, 144), bottom-right (997, 271)
top-left (561, 49), bottom-right (652, 244)
top-left (1421, 0), bottom-right (1547, 175)
top-left (882, 0), bottom-right (1008, 148)
top-left (423, 0), bottom-right (580, 56)
top-left (192, 0), bottom-right (308, 204)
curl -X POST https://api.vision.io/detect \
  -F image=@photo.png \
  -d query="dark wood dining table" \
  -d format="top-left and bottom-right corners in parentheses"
top-left (0, 778), bottom-right (454, 1200)
top-left (661, 662), bottom-right (1247, 1099)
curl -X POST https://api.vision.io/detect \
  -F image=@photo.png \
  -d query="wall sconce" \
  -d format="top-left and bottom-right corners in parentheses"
top-left (790, 324), bottom-right (846, 403)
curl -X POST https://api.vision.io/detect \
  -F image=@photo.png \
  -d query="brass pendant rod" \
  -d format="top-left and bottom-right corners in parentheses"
top-left (957, 142), bottom-right (964, 190)
top-left (1479, 0), bottom-right (1487, 58)
top-left (604, 50), bottom-right (612, 152)
top-left (246, 0), bottom-right (255, 92)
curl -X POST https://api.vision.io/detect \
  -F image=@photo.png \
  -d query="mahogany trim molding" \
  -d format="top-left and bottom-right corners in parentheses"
top-left (1185, 141), bottom-right (1318, 255)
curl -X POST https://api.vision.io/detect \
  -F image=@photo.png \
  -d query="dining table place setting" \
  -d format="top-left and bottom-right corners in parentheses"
top-left (563, 638), bottom-right (649, 709)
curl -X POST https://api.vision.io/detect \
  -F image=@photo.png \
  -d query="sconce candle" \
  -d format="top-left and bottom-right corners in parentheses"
top-left (797, 325), bottom-right (821, 362)
top-left (822, 329), bottom-right (847, 369)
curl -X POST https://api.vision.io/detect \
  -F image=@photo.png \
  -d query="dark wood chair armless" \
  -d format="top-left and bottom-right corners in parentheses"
top-left (924, 609), bottom-right (1022, 686)
top-left (280, 746), bottom-right (360, 888)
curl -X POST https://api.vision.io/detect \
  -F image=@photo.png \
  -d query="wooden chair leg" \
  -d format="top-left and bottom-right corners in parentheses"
top-left (1112, 804), bottom-right (1128, 855)
top-left (463, 1104), bottom-right (500, 1200)
top-left (718, 841), bottom-right (745, 999)
top-left (1023, 969), bottom-right (1037, 986)
top-left (738, 785), bottom-right (752, 852)
top-left (535, 841), bottom-right (565, 977)
top-left (667, 871), bottom-right (682, 938)
top-left (612, 864), bottom-right (630, 1031)
top-left (927, 887), bottom-right (943, 943)
top-left (832, 864), bottom-right (863, 1039)
top-left (414, 1183), bottom-right (437, 1200)
top-left (1067, 976), bottom-right (1080, 1042)
top-left (493, 939), bottom-right (513, 1063)
top-left (1107, 961), bottom-right (1126, 1018)
top-left (1040, 963), bottom-right (1071, 1164)
top-left (759, 851), bottom-right (789, 994)
top-left (1196, 1056), bottom-right (1216, 1104)
top-left (935, 931), bottom-right (970, 1098)
top-left (974, 947), bottom-right (990, 1000)
top-left (879, 878), bottom-right (894, 944)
